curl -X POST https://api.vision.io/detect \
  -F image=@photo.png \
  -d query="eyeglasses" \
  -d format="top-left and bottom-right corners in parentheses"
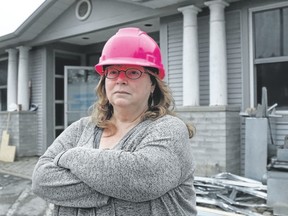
top-left (104, 67), bottom-right (146, 80)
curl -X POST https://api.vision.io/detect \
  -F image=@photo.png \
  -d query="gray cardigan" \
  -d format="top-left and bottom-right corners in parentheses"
top-left (32, 115), bottom-right (197, 216)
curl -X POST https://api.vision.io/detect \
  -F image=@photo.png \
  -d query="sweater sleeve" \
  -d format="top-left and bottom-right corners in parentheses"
top-left (56, 116), bottom-right (193, 202)
top-left (31, 118), bottom-right (110, 208)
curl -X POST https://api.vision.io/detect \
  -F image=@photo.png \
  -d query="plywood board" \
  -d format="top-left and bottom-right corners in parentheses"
top-left (0, 130), bottom-right (16, 162)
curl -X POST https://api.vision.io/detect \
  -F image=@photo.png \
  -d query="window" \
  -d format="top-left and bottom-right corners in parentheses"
top-left (253, 5), bottom-right (288, 110)
top-left (256, 62), bottom-right (288, 110)
top-left (0, 59), bottom-right (8, 111)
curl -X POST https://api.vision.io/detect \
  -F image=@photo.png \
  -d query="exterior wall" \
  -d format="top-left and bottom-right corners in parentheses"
top-left (29, 48), bottom-right (46, 155)
top-left (0, 112), bottom-right (37, 157)
top-left (176, 106), bottom-right (241, 176)
top-left (166, 19), bottom-right (183, 106)
top-left (226, 10), bottom-right (242, 106)
top-left (198, 15), bottom-right (209, 106)
top-left (163, 10), bottom-right (242, 107)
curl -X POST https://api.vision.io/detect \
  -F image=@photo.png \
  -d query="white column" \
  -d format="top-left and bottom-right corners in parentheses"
top-left (178, 5), bottom-right (201, 106)
top-left (205, 0), bottom-right (229, 106)
top-left (17, 46), bottom-right (31, 111)
top-left (5, 49), bottom-right (18, 110)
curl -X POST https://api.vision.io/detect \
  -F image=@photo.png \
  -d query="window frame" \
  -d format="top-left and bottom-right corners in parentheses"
top-left (249, 2), bottom-right (288, 114)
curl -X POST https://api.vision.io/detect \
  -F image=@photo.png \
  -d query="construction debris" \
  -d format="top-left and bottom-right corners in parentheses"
top-left (195, 172), bottom-right (273, 216)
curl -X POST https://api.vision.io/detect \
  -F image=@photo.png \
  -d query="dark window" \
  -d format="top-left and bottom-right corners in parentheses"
top-left (0, 61), bottom-right (7, 85)
top-left (256, 62), bottom-right (288, 109)
top-left (55, 77), bottom-right (64, 100)
top-left (55, 56), bottom-right (81, 75)
top-left (0, 60), bottom-right (8, 111)
top-left (55, 103), bottom-right (64, 126)
top-left (0, 89), bottom-right (7, 111)
top-left (86, 53), bottom-right (100, 66)
top-left (55, 129), bottom-right (64, 137)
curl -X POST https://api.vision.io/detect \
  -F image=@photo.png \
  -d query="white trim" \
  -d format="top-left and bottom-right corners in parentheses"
top-left (54, 50), bottom-right (85, 61)
top-left (248, 1), bottom-right (288, 108)
top-left (249, 1), bottom-right (288, 12)
top-left (248, 7), bottom-right (254, 107)
top-left (255, 56), bottom-right (288, 64)
top-left (55, 74), bottom-right (64, 78)
top-left (0, 57), bottom-right (8, 61)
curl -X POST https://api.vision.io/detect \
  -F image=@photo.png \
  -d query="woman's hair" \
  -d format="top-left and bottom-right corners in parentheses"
top-left (91, 67), bottom-right (195, 138)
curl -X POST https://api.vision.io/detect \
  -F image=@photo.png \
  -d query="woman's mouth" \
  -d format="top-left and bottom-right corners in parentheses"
top-left (114, 91), bottom-right (130, 95)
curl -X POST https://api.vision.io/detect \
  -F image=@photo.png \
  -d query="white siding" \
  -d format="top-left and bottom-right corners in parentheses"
top-left (29, 48), bottom-right (45, 155)
top-left (198, 16), bottom-right (210, 106)
top-left (226, 11), bottom-right (243, 105)
top-left (167, 21), bottom-right (183, 106)
top-left (275, 116), bottom-right (288, 146)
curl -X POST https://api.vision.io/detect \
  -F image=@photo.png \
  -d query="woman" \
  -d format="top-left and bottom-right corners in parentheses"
top-left (32, 27), bottom-right (197, 216)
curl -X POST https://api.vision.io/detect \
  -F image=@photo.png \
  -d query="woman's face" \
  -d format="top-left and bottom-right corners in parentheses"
top-left (105, 65), bottom-right (155, 111)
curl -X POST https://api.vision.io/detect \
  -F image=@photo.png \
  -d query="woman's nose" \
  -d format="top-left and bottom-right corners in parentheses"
top-left (118, 71), bottom-right (126, 79)
top-left (116, 71), bottom-right (128, 84)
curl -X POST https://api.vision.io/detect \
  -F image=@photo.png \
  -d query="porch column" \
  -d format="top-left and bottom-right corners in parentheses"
top-left (17, 46), bottom-right (31, 111)
top-left (205, 0), bottom-right (229, 105)
top-left (5, 48), bottom-right (18, 110)
top-left (178, 5), bottom-right (201, 106)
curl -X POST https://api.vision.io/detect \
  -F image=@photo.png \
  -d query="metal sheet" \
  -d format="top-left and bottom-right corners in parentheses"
top-left (195, 172), bottom-right (271, 216)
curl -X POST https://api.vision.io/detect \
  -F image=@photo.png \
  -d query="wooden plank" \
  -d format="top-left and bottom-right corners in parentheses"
top-left (0, 130), bottom-right (16, 162)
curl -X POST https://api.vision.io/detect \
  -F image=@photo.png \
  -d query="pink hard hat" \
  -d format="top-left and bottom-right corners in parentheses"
top-left (95, 27), bottom-right (165, 79)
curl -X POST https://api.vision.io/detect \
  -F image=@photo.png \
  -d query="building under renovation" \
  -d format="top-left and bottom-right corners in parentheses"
top-left (0, 0), bottom-right (288, 213)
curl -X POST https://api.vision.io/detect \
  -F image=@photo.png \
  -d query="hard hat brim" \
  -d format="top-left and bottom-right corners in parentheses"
top-left (95, 57), bottom-right (165, 79)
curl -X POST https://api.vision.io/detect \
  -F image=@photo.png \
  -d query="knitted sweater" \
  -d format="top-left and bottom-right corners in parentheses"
top-left (32, 115), bottom-right (197, 216)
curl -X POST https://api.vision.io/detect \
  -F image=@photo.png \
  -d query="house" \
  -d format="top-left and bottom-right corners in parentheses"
top-left (0, 0), bottom-right (287, 178)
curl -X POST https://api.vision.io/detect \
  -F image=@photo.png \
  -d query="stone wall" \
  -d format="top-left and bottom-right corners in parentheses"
top-left (176, 106), bottom-right (241, 176)
top-left (0, 111), bottom-right (37, 157)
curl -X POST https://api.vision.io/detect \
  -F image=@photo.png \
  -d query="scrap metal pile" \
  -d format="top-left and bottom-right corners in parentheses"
top-left (195, 172), bottom-right (273, 216)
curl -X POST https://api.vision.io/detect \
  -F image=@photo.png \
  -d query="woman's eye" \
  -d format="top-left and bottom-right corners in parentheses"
top-left (129, 70), bottom-right (140, 75)
top-left (109, 70), bottom-right (118, 75)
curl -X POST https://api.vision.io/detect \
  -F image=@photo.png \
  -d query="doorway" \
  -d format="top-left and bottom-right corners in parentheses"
top-left (54, 54), bottom-right (81, 137)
